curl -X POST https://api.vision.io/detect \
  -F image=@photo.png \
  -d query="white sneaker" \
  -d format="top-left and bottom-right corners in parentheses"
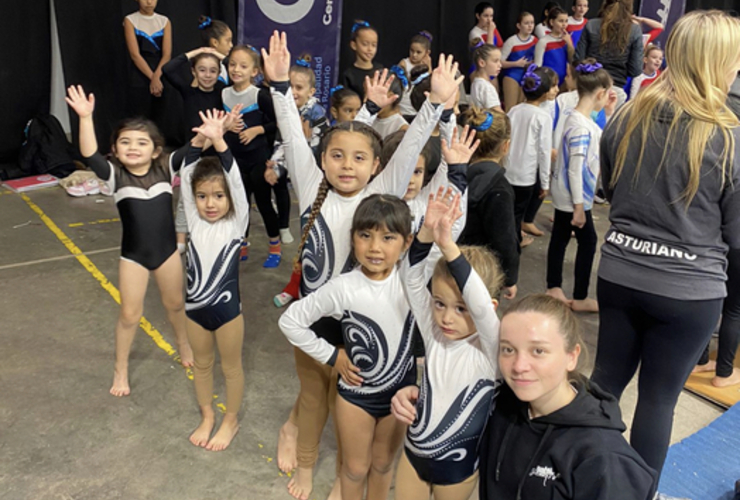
top-left (280, 228), bottom-right (294, 244)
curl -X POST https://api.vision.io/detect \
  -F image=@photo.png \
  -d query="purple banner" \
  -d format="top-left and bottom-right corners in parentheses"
top-left (638, 0), bottom-right (686, 49)
top-left (238, 0), bottom-right (343, 108)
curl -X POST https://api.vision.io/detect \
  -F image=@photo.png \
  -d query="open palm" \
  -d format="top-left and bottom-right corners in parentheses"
top-left (261, 31), bottom-right (291, 82)
top-left (65, 85), bottom-right (95, 118)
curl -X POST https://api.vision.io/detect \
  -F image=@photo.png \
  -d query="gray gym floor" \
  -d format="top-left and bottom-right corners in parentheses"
top-left (0, 185), bottom-right (722, 499)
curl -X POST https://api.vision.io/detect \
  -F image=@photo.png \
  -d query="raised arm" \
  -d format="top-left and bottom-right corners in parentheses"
top-left (370, 54), bottom-right (462, 197)
top-left (262, 31), bottom-right (323, 206)
top-left (65, 85), bottom-right (113, 184)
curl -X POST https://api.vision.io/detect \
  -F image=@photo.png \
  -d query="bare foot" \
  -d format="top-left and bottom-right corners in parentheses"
top-left (189, 413), bottom-right (215, 448)
top-left (206, 414), bottom-right (240, 451)
top-left (520, 234), bottom-right (535, 248)
top-left (178, 340), bottom-right (194, 368)
top-left (522, 222), bottom-right (544, 237)
top-left (571, 298), bottom-right (599, 313)
top-left (278, 420), bottom-right (299, 473)
top-left (326, 477), bottom-right (342, 500)
top-left (692, 360), bottom-right (716, 374)
top-left (110, 366), bottom-right (131, 397)
top-left (546, 287), bottom-right (572, 307)
top-left (712, 368), bottom-right (740, 387)
top-left (287, 466), bottom-right (313, 500)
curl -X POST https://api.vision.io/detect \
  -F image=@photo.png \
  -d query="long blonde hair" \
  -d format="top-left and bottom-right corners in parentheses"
top-left (611, 10), bottom-right (740, 206)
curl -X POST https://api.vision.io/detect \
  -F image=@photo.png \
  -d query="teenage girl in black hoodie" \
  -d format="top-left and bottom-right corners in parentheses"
top-left (479, 294), bottom-right (657, 499)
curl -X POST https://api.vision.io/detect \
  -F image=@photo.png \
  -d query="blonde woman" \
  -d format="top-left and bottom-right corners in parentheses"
top-left (592, 9), bottom-right (740, 479)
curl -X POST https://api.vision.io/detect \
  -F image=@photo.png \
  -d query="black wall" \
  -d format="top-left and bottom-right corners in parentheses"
top-left (1, 0), bottom-right (735, 173)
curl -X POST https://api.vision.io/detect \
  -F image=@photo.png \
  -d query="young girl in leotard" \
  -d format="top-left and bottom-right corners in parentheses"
top-left (535, 7), bottom-right (575, 88)
top-left (501, 12), bottom-right (537, 111)
top-left (263, 30), bottom-right (462, 500)
top-left (178, 109), bottom-right (249, 452)
top-left (66, 85), bottom-right (193, 397)
top-left (197, 16), bottom-right (233, 83)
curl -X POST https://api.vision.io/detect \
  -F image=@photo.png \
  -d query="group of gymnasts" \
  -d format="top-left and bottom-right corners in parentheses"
top-left (65, 0), bottom-right (740, 499)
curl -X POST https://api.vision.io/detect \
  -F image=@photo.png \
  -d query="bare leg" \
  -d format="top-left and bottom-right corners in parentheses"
top-left (502, 76), bottom-right (523, 112)
top-left (393, 449), bottom-right (430, 500)
top-left (692, 359), bottom-right (716, 373)
top-left (433, 470), bottom-right (479, 500)
top-left (366, 413), bottom-right (406, 500)
top-left (153, 251), bottom-right (194, 367)
top-left (186, 318), bottom-right (216, 447)
top-left (206, 316), bottom-right (244, 451)
top-left (278, 397), bottom-right (300, 473)
top-left (336, 396), bottom-right (377, 500)
top-left (326, 478), bottom-right (342, 500)
top-left (571, 298), bottom-right (599, 312)
top-left (111, 258), bottom-right (150, 396)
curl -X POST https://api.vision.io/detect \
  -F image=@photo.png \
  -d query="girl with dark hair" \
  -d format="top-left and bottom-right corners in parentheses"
top-left (469, 2), bottom-right (504, 47)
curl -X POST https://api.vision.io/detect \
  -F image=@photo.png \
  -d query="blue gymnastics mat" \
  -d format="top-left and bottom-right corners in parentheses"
top-left (658, 403), bottom-right (740, 500)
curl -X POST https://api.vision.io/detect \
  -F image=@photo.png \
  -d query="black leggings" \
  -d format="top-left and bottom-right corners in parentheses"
top-left (592, 278), bottom-right (722, 476)
top-left (699, 253), bottom-right (740, 377)
top-left (272, 174), bottom-right (292, 230)
top-left (512, 184), bottom-right (536, 242)
top-left (235, 151), bottom-right (280, 239)
top-left (546, 209), bottom-right (597, 300)
top-left (524, 174), bottom-right (543, 224)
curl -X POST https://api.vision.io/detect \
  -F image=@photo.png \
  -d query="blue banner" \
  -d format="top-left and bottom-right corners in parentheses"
top-left (638, 0), bottom-right (686, 49)
top-left (239, 0), bottom-right (343, 109)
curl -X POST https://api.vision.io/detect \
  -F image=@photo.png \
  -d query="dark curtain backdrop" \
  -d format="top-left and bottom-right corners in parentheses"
top-left (0, 0), bottom-right (51, 166)
top-left (1, 0), bottom-right (736, 174)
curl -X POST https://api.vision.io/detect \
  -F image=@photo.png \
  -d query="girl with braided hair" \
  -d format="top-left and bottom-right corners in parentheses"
top-left (262, 30), bottom-right (463, 500)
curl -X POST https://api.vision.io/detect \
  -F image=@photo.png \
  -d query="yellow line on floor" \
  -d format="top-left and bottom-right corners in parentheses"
top-left (0, 247), bottom-right (119, 271)
top-left (68, 218), bottom-right (120, 227)
top-left (19, 193), bottom-right (181, 362)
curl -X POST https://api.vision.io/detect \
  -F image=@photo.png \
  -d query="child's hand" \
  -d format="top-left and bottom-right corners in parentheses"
top-left (239, 127), bottom-right (261, 145)
top-left (335, 349), bottom-right (363, 386)
top-left (503, 285), bottom-right (518, 300)
top-left (65, 85), bottom-right (95, 118)
top-left (442, 125), bottom-right (480, 165)
top-left (264, 162), bottom-right (278, 185)
top-left (571, 205), bottom-right (586, 228)
top-left (429, 54), bottom-right (464, 105)
top-left (433, 191), bottom-right (463, 255)
top-left (223, 103), bottom-right (244, 132)
top-left (261, 30), bottom-right (291, 82)
top-left (517, 56), bottom-right (531, 68)
top-left (364, 69), bottom-right (398, 109)
top-left (563, 32), bottom-right (573, 47)
top-left (192, 109), bottom-right (228, 141)
top-left (539, 188), bottom-right (549, 200)
top-left (551, 148), bottom-right (557, 164)
top-left (150, 75), bottom-right (163, 97)
top-left (420, 186), bottom-right (456, 241)
top-left (391, 385), bottom-right (419, 425)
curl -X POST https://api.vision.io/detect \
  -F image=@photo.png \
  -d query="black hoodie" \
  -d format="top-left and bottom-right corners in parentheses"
top-left (459, 161), bottom-right (520, 287)
top-left (479, 381), bottom-right (657, 500)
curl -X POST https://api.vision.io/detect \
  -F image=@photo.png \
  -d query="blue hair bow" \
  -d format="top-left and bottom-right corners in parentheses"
top-left (473, 112), bottom-right (494, 132)
top-left (389, 65), bottom-right (409, 88)
top-left (351, 21), bottom-right (371, 33)
top-left (295, 59), bottom-right (311, 68)
top-left (248, 45), bottom-right (260, 54)
top-left (418, 31), bottom-right (432, 41)
top-left (411, 72), bottom-right (430, 86)
top-left (330, 85), bottom-right (344, 96)
top-left (520, 64), bottom-right (541, 91)
top-left (198, 17), bottom-right (212, 30)
top-left (575, 62), bottom-right (603, 74)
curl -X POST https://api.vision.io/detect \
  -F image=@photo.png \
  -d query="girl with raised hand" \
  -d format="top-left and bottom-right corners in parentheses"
top-left (197, 16), bottom-right (233, 83)
top-left (179, 109), bottom-right (249, 452)
top-left (391, 189), bottom-right (504, 500)
top-left (65, 85), bottom-right (193, 397)
top-left (280, 195), bottom-right (415, 500)
top-left (501, 12), bottom-right (537, 111)
top-left (263, 30), bottom-right (462, 500)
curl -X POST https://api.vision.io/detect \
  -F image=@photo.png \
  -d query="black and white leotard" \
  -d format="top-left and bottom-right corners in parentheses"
top-left (400, 238), bottom-right (501, 485)
top-left (84, 153), bottom-right (178, 271)
top-left (279, 266), bottom-right (417, 418)
top-left (180, 147), bottom-right (249, 331)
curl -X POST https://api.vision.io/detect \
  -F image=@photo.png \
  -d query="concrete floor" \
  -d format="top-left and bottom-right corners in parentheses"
top-left (0, 185), bottom-right (723, 500)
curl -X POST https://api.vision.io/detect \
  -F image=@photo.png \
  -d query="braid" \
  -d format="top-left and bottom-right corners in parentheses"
top-left (293, 176), bottom-right (331, 270)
